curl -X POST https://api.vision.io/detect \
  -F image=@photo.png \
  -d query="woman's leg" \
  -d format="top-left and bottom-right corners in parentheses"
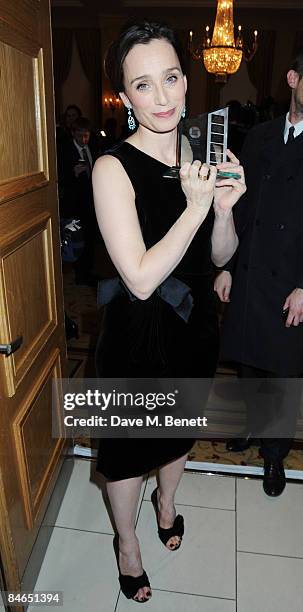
top-left (157, 452), bottom-right (188, 549)
top-left (106, 475), bottom-right (151, 602)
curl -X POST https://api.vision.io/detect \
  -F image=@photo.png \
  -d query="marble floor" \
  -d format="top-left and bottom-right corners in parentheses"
top-left (28, 457), bottom-right (303, 612)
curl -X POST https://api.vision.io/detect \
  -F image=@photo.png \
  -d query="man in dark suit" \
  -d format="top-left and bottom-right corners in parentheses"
top-left (215, 49), bottom-right (303, 496)
top-left (58, 117), bottom-right (100, 285)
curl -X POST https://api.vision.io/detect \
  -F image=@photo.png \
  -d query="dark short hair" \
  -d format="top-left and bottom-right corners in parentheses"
top-left (290, 48), bottom-right (303, 77)
top-left (104, 20), bottom-right (185, 95)
top-left (71, 117), bottom-right (91, 132)
top-left (65, 104), bottom-right (82, 117)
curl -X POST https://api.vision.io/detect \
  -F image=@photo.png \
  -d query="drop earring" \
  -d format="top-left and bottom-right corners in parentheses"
top-left (181, 106), bottom-right (186, 119)
top-left (127, 107), bottom-right (136, 131)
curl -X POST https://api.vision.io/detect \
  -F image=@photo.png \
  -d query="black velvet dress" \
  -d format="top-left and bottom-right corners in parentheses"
top-left (95, 141), bottom-right (219, 480)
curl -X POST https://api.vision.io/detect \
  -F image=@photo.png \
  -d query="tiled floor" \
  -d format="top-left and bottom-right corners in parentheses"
top-left (28, 458), bottom-right (303, 612)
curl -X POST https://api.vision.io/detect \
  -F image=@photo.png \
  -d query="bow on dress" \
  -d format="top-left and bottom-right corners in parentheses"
top-left (97, 275), bottom-right (194, 323)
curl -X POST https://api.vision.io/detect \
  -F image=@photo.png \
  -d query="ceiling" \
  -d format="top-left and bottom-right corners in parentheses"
top-left (51, 0), bottom-right (303, 9)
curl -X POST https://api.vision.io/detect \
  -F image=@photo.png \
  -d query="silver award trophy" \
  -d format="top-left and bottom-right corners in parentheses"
top-left (162, 107), bottom-right (241, 181)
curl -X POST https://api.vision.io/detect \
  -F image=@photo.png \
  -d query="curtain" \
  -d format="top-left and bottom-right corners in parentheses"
top-left (177, 29), bottom-right (191, 79)
top-left (74, 29), bottom-right (102, 128)
top-left (246, 30), bottom-right (276, 106)
top-left (52, 28), bottom-right (73, 121)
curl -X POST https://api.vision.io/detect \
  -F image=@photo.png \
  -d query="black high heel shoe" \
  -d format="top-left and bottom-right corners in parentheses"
top-left (113, 534), bottom-right (151, 603)
top-left (151, 487), bottom-right (184, 551)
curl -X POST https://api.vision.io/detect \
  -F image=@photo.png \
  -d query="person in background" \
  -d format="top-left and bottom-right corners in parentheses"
top-left (58, 117), bottom-right (100, 285)
top-left (215, 48), bottom-right (303, 497)
top-left (56, 104), bottom-right (82, 147)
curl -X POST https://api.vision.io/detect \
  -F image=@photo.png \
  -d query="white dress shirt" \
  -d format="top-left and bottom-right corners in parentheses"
top-left (73, 139), bottom-right (92, 167)
top-left (284, 113), bottom-right (303, 143)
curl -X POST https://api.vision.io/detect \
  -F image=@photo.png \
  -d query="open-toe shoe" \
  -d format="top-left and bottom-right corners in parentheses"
top-left (151, 487), bottom-right (184, 550)
top-left (113, 534), bottom-right (151, 603)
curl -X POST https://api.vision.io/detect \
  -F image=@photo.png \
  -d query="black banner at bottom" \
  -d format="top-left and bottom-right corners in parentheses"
top-left (52, 377), bottom-right (303, 439)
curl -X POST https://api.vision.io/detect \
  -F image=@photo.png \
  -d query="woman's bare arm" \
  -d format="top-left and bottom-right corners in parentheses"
top-left (211, 208), bottom-right (239, 267)
top-left (211, 150), bottom-right (246, 266)
top-left (92, 155), bottom-right (214, 300)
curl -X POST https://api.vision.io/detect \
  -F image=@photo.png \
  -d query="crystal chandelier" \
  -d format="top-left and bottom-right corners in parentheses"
top-left (189, 0), bottom-right (258, 83)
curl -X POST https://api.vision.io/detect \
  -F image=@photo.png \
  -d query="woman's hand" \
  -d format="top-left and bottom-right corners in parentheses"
top-left (214, 270), bottom-right (232, 302)
top-left (214, 150), bottom-right (246, 213)
top-left (180, 160), bottom-right (217, 214)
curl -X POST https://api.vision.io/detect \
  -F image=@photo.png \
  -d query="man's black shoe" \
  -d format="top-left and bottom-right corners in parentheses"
top-left (226, 433), bottom-right (253, 452)
top-left (263, 460), bottom-right (286, 497)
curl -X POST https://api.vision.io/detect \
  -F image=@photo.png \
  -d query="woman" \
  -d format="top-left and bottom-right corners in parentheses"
top-left (92, 20), bottom-right (246, 603)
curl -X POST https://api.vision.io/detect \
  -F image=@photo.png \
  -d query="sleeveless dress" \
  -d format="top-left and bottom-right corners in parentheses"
top-left (95, 141), bottom-right (219, 480)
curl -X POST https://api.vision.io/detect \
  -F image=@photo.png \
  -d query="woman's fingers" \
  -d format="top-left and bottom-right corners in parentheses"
top-left (216, 163), bottom-right (242, 171)
top-left (181, 160), bottom-right (216, 185)
top-left (215, 177), bottom-right (246, 191)
top-left (180, 161), bottom-right (191, 180)
top-left (181, 161), bottom-right (217, 211)
top-left (191, 159), bottom-right (204, 180)
top-left (179, 159), bottom-right (202, 180)
top-left (198, 163), bottom-right (217, 189)
top-left (207, 164), bottom-right (217, 185)
top-left (198, 162), bottom-right (209, 178)
top-left (226, 149), bottom-right (240, 164)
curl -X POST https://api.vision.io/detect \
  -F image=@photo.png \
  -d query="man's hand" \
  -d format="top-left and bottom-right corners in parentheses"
top-left (214, 270), bottom-right (232, 302)
top-left (283, 288), bottom-right (303, 327)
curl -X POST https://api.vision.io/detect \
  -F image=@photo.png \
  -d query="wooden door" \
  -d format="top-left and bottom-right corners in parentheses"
top-left (0, 0), bottom-right (68, 603)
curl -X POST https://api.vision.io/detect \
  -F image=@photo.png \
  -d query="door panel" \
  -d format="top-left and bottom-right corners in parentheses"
top-left (1, 212), bottom-right (57, 397)
top-left (0, 41), bottom-right (40, 181)
top-left (12, 349), bottom-right (64, 531)
top-left (0, 33), bottom-right (49, 203)
top-left (0, 0), bottom-right (70, 603)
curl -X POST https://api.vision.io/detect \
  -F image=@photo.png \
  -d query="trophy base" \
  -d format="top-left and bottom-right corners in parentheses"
top-left (162, 166), bottom-right (180, 179)
top-left (217, 171), bottom-right (241, 180)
